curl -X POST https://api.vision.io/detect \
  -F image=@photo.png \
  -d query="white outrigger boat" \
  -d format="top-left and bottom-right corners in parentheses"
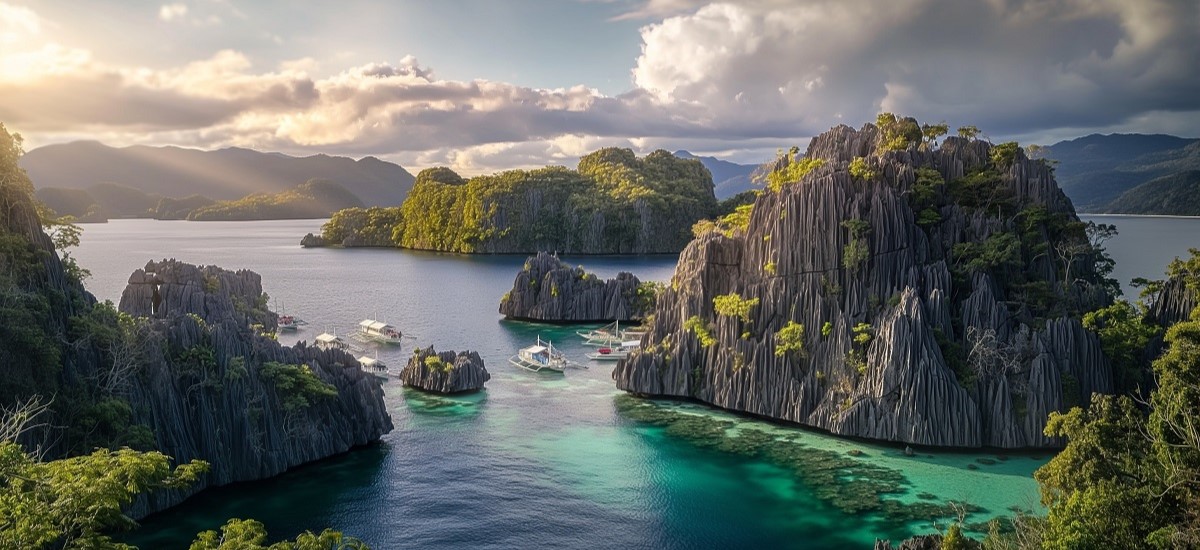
top-left (357, 354), bottom-right (390, 382)
top-left (313, 332), bottom-right (363, 353)
top-left (509, 336), bottom-right (582, 372)
top-left (578, 321), bottom-right (647, 347)
top-left (585, 340), bottom-right (641, 361)
top-left (353, 319), bottom-right (403, 345)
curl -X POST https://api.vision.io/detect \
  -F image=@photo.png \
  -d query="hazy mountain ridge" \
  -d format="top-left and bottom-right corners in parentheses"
top-left (35, 179), bottom-right (363, 222)
top-left (673, 150), bottom-right (760, 199)
top-left (21, 141), bottom-right (415, 206)
top-left (1102, 170), bottom-right (1200, 216)
top-left (1046, 133), bottom-right (1200, 213)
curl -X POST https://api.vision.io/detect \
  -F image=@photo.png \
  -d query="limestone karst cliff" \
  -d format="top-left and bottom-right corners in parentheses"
top-left (118, 259), bottom-right (392, 515)
top-left (499, 252), bottom-right (648, 322)
top-left (400, 346), bottom-right (490, 394)
top-left (1, 137), bottom-right (392, 518)
top-left (614, 120), bottom-right (1119, 449)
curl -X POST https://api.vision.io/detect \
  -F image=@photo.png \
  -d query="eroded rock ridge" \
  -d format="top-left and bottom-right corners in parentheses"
top-left (615, 122), bottom-right (1117, 448)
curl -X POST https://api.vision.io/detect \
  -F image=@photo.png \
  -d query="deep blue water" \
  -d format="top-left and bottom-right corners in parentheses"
top-left (68, 215), bottom-right (1197, 549)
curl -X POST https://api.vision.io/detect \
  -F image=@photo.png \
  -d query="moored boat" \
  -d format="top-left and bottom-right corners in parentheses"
top-left (354, 319), bottom-right (403, 345)
top-left (509, 336), bottom-right (580, 372)
top-left (357, 355), bottom-right (390, 382)
top-left (578, 320), bottom-right (647, 347)
top-left (313, 332), bottom-right (363, 353)
top-left (585, 340), bottom-right (640, 361)
top-left (278, 314), bottom-right (298, 331)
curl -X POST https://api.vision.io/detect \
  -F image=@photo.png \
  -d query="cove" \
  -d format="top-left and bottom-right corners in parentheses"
top-left (64, 217), bottom-right (1194, 548)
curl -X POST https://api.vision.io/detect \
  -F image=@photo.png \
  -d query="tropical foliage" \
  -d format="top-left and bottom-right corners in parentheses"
top-left (329, 148), bottom-right (718, 253)
top-left (0, 441), bottom-right (209, 549)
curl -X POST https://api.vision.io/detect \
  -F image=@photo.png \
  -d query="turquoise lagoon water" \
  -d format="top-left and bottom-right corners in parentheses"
top-left (68, 216), bottom-right (1197, 548)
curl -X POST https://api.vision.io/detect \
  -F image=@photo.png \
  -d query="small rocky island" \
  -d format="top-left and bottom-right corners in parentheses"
top-left (615, 117), bottom-right (1124, 449)
top-left (499, 251), bottom-right (651, 323)
top-left (400, 346), bottom-right (490, 394)
top-left (302, 148), bottom-right (719, 254)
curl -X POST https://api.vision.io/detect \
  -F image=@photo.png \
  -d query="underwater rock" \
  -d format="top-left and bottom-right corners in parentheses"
top-left (400, 346), bottom-right (490, 394)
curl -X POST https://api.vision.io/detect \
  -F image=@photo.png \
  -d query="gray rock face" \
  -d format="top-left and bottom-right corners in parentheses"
top-left (1149, 276), bottom-right (1198, 328)
top-left (119, 259), bottom-right (392, 516)
top-left (614, 123), bottom-right (1115, 449)
top-left (499, 251), bottom-right (643, 322)
top-left (300, 232), bottom-right (328, 247)
top-left (400, 346), bottom-right (490, 394)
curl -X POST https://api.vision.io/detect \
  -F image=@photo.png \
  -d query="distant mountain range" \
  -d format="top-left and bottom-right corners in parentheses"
top-left (1043, 133), bottom-right (1200, 213)
top-left (21, 141), bottom-right (415, 207)
top-left (673, 150), bottom-right (761, 199)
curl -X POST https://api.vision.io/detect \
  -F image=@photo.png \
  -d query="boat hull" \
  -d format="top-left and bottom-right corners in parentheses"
top-left (508, 356), bottom-right (565, 373)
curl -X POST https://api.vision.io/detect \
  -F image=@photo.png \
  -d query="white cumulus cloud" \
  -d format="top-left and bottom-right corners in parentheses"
top-left (3, 0), bottom-right (1199, 172)
top-left (158, 3), bottom-right (188, 22)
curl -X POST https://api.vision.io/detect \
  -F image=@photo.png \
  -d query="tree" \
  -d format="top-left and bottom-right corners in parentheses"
top-left (957, 125), bottom-right (981, 140)
top-left (963, 326), bottom-right (1027, 391)
top-left (189, 518), bottom-right (369, 550)
top-left (0, 441), bottom-right (209, 549)
top-left (1082, 301), bottom-right (1161, 394)
top-left (760, 148), bottom-right (825, 192)
top-left (773, 321), bottom-right (806, 357)
top-left (1032, 310), bottom-right (1200, 548)
top-left (921, 122), bottom-right (949, 148)
top-left (713, 293), bottom-right (759, 324)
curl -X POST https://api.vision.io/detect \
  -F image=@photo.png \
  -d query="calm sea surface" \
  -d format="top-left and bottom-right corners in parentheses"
top-left (67, 215), bottom-right (1196, 548)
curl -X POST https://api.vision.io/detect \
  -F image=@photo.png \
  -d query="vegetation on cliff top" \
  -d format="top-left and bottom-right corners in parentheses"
top-left (2, 122), bottom-right (373, 548)
top-left (317, 148), bottom-right (717, 253)
top-left (187, 179), bottom-right (363, 221)
top-left (942, 251), bottom-right (1200, 548)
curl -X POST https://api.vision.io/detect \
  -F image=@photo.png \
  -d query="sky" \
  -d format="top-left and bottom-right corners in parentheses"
top-left (1, 0), bottom-right (1198, 174)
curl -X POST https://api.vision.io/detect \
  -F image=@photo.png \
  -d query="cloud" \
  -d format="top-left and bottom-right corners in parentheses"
top-left (4, 0), bottom-right (1199, 173)
top-left (606, 0), bottom-right (709, 20)
top-left (0, 2), bottom-right (40, 43)
top-left (632, 0), bottom-right (1200, 139)
top-left (158, 3), bottom-right (188, 22)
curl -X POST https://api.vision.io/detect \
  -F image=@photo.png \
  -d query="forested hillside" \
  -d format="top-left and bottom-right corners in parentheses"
top-left (312, 148), bottom-right (720, 254)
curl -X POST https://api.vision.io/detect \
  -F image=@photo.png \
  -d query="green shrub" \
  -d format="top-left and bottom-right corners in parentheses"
top-left (683, 315), bottom-right (716, 348)
top-left (990, 141), bottom-right (1021, 168)
top-left (774, 321), bottom-right (806, 357)
top-left (849, 157), bottom-right (880, 181)
top-left (713, 293), bottom-right (759, 323)
top-left (260, 362), bottom-right (338, 412)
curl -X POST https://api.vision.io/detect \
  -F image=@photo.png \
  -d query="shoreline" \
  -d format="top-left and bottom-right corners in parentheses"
top-left (1079, 212), bottom-right (1200, 219)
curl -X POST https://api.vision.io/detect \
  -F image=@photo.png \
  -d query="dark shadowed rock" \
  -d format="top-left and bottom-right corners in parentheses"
top-left (614, 123), bottom-right (1117, 449)
top-left (499, 251), bottom-right (646, 322)
top-left (401, 346), bottom-right (490, 394)
top-left (119, 259), bottom-right (392, 516)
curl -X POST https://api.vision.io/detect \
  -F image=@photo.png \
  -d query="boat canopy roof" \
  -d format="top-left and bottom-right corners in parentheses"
top-left (358, 357), bottom-right (381, 367)
top-left (315, 333), bottom-right (339, 343)
top-left (526, 345), bottom-right (548, 354)
top-left (621, 340), bottom-right (642, 347)
top-left (360, 320), bottom-right (392, 331)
